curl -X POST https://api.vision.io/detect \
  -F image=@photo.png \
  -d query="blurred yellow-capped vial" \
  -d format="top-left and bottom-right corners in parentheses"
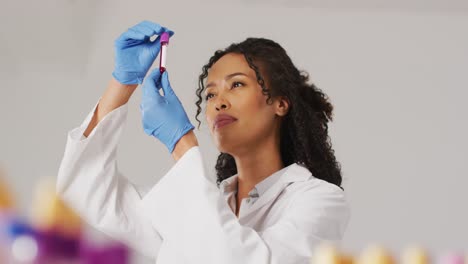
top-left (311, 243), bottom-right (341, 264)
top-left (30, 177), bottom-right (82, 237)
top-left (0, 169), bottom-right (14, 210)
top-left (358, 245), bottom-right (395, 264)
top-left (340, 254), bottom-right (355, 264)
top-left (402, 246), bottom-right (429, 264)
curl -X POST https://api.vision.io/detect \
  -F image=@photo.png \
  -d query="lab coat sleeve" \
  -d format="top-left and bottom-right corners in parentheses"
top-left (138, 146), bottom-right (350, 264)
top-left (56, 101), bottom-right (162, 259)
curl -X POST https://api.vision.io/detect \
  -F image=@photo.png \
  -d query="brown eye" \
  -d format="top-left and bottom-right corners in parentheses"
top-left (205, 93), bottom-right (214, 100)
top-left (232, 81), bottom-right (244, 88)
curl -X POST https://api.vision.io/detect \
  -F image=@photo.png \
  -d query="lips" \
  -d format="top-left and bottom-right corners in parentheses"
top-left (214, 114), bottom-right (237, 129)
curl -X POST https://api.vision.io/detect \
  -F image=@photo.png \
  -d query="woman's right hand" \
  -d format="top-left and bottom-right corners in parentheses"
top-left (112, 20), bottom-right (174, 85)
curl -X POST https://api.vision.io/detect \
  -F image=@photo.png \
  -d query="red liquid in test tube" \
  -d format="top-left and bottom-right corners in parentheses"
top-left (159, 32), bottom-right (169, 73)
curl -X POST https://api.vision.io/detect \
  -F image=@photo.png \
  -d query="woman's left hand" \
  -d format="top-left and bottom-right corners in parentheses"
top-left (141, 68), bottom-right (195, 153)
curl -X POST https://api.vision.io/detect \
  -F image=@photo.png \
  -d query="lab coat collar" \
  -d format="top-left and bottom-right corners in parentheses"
top-left (253, 166), bottom-right (288, 197)
top-left (219, 175), bottom-right (238, 195)
top-left (219, 163), bottom-right (311, 192)
top-left (242, 163), bottom-right (312, 216)
top-left (219, 165), bottom-right (288, 198)
top-left (280, 163), bottom-right (314, 183)
top-left (219, 163), bottom-right (312, 217)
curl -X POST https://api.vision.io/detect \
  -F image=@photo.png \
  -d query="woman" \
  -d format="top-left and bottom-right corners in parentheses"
top-left (57, 20), bottom-right (350, 264)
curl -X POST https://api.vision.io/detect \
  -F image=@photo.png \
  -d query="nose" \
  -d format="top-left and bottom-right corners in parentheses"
top-left (214, 95), bottom-right (230, 111)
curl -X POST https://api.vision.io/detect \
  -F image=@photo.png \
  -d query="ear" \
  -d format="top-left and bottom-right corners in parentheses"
top-left (274, 96), bottom-right (290, 117)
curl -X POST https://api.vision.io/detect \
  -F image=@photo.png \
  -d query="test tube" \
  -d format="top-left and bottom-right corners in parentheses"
top-left (159, 32), bottom-right (170, 73)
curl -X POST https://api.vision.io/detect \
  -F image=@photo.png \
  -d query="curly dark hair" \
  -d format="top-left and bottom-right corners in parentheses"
top-left (194, 38), bottom-right (342, 189)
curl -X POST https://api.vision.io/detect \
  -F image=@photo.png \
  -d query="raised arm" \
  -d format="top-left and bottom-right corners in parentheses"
top-left (83, 78), bottom-right (137, 137)
top-left (57, 21), bottom-right (175, 259)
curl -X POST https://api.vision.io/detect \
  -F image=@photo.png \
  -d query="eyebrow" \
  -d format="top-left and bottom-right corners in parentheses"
top-left (206, 72), bottom-right (248, 89)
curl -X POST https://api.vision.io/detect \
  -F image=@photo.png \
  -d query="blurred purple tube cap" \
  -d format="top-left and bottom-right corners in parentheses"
top-left (80, 242), bottom-right (129, 264)
top-left (161, 32), bottom-right (170, 44)
top-left (36, 229), bottom-right (81, 259)
top-left (440, 254), bottom-right (465, 264)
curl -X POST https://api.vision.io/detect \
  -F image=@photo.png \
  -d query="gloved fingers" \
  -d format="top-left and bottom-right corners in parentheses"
top-left (132, 21), bottom-right (175, 41)
top-left (161, 71), bottom-right (175, 97)
top-left (142, 68), bottom-right (163, 98)
top-left (115, 21), bottom-right (174, 50)
top-left (116, 21), bottom-right (172, 42)
top-left (117, 27), bottom-right (151, 43)
top-left (140, 103), bottom-right (157, 136)
top-left (133, 25), bottom-right (159, 41)
top-left (114, 29), bottom-right (145, 48)
top-left (139, 20), bottom-right (175, 37)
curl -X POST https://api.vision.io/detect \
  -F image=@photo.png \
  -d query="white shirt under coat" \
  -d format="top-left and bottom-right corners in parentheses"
top-left (56, 102), bottom-right (350, 264)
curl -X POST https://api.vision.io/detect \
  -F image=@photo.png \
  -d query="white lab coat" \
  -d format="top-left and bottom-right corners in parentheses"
top-left (56, 102), bottom-right (350, 264)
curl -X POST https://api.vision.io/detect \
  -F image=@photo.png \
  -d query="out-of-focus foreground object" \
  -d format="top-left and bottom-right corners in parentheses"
top-left (439, 254), bottom-right (465, 264)
top-left (30, 177), bottom-right (82, 238)
top-left (358, 245), bottom-right (395, 264)
top-left (402, 246), bottom-right (430, 264)
top-left (311, 243), bottom-right (467, 264)
top-left (310, 243), bottom-right (356, 264)
top-left (0, 174), bottom-right (129, 263)
top-left (0, 167), bottom-right (14, 210)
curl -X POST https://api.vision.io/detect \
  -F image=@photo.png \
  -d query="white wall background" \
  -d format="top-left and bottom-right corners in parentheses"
top-left (1, 0), bottom-right (467, 263)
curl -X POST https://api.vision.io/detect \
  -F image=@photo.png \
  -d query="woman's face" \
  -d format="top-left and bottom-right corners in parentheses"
top-left (204, 53), bottom-right (288, 155)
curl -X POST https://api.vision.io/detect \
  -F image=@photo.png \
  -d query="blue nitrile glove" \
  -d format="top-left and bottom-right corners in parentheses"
top-left (112, 20), bottom-right (174, 85)
top-left (141, 68), bottom-right (195, 153)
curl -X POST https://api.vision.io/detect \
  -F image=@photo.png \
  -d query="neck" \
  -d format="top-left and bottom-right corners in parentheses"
top-left (232, 136), bottom-right (284, 201)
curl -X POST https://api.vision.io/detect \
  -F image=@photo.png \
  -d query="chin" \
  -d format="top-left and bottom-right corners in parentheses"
top-left (215, 142), bottom-right (231, 154)
top-left (211, 123), bottom-right (247, 154)
top-left (215, 137), bottom-right (249, 157)
top-left (214, 137), bottom-right (238, 155)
